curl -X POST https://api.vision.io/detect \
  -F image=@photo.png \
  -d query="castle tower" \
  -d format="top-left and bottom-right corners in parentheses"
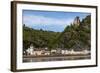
top-left (73, 16), bottom-right (80, 26)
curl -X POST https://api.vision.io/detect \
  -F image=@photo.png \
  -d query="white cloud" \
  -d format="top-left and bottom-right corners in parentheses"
top-left (23, 15), bottom-right (73, 28)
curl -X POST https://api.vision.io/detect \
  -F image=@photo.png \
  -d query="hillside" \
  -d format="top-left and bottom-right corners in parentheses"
top-left (53, 15), bottom-right (91, 51)
top-left (23, 25), bottom-right (60, 50)
top-left (23, 15), bottom-right (91, 51)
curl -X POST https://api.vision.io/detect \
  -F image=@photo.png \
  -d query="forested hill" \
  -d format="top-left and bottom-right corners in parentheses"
top-left (23, 15), bottom-right (91, 51)
top-left (23, 25), bottom-right (60, 49)
top-left (53, 15), bottom-right (91, 51)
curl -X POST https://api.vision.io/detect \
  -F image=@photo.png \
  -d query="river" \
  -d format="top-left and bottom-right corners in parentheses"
top-left (23, 55), bottom-right (91, 62)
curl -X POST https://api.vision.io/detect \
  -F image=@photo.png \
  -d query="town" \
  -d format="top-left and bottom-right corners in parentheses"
top-left (23, 44), bottom-right (90, 57)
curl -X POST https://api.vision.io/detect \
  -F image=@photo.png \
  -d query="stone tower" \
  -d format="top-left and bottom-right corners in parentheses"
top-left (73, 16), bottom-right (80, 26)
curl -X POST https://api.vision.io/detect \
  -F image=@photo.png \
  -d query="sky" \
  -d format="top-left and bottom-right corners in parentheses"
top-left (23, 10), bottom-right (90, 32)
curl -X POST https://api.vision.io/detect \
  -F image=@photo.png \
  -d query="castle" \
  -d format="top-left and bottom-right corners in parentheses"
top-left (73, 16), bottom-right (80, 26)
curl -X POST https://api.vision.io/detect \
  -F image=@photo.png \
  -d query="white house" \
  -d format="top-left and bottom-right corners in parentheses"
top-left (44, 52), bottom-right (50, 55)
top-left (82, 50), bottom-right (90, 54)
top-left (33, 50), bottom-right (43, 56)
top-left (61, 49), bottom-right (69, 54)
top-left (51, 49), bottom-right (57, 54)
top-left (61, 49), bottom-right (90, 55)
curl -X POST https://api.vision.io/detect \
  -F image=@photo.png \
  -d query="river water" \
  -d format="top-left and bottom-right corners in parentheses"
top-left (23, 55), bottom-right (91, 62)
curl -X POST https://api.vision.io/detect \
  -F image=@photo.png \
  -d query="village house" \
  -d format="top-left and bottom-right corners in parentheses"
top-left (51, 49), bottom-right (57, 54)
top-left (32, 47), bottom-right (51, 56)
top-left (61, 49), bottom-right (69, 54)
top-left (44, 47), bottom-right (50, 55)
top-left (26, 45), bottom-right (50, 56)
top-left (33, 48), bottom-right (44, 56)
top-left (25, 44), bottom-right (90, 56)
top-left (61, 49), bottom-right (90, 55)
top-left (56, 48), bottom-right (62, 54)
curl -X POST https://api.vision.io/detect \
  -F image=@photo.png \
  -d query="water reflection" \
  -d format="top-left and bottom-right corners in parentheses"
top-left (23, 55), bottom-right (91, 63)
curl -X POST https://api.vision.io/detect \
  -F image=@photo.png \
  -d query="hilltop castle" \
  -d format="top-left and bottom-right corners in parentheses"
top-left (73, 16), bottom-right (80, 26)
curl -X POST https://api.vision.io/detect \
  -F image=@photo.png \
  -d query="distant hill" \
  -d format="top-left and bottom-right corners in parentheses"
top-left (23, 15), bottom-right (91, 51)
